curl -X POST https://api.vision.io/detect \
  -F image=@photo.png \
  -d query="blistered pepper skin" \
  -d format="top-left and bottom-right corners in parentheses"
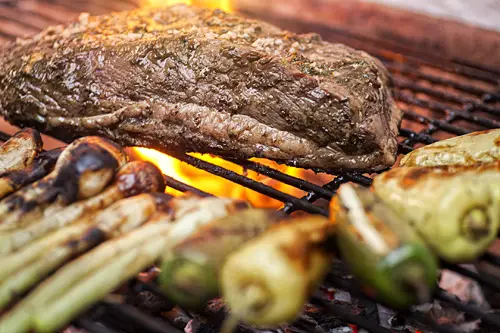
top-left (158, 209), bottom-right (282, 310)
top-left (330, 184), bottom-right (439, 309)
top-left (373, 162), bottom-right (500, 262)
top-left (400, 128), bottom-right (500, 167)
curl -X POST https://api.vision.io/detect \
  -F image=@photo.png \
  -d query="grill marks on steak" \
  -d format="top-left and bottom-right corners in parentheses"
top-left (0, 5), bottom-right (401, 171)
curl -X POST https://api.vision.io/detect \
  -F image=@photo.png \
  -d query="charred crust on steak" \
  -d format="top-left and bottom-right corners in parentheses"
top-left (0, 5), bottom-right (401, 171)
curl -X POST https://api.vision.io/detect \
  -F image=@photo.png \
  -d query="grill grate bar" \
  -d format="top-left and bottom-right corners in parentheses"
top-left (164, 175), bottom-right (212, 197)
top-left (385, 62), bottom-right (497, 98)
top-left (404, 310), bottom-right (465, 333)
top-left (0, 6), bottom-right (57, 31)
top-left (326, 273), bottom-right (469, 333)
top-left (310, 296), bottom-right (393, 333)
top-left (435, 289), bottom-right (500, 328)
top-left (398, 128), bottom-right (439, 145)
top-left (282, 176), bottom-right (348, 214)
top-left (100, 301), bottom-right (183, 333)
top-left (168, 152), bottom-right (329, 216)
top-left (226, 158), bottom-right (336, 200)
top-left (74, 317), bottom-right (120, 333)
top-left (282, 19), bottom-right (500, 84)
top-left (442, 264), bottom-right (500, 294)
top-left (401, 109), bottom-right (470, 136)
top-left (394, 79), bottom-right (500, 117)
top-left (481, 253), bottom-right (500, 266)
top-left (453, 58), bottom-right (500, 77)
top-left (370, 48), bottom-right (500, 84)
top-left (396, 92), bottom-right (500, 128)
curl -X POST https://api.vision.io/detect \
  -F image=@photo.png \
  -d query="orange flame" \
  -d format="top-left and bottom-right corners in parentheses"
top-left (134, 0), bottom-right (332, 208)
top-left (142, 0), bottom-right (233, 12)
top-left (133, 148), bottom-right (333, 208)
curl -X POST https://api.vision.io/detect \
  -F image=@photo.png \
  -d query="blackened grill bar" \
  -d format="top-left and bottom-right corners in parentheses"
top-left (1, 1), bottom-right (500, 333)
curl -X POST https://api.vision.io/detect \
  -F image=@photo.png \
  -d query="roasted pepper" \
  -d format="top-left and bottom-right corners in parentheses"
top-left (400, 128), bottom-right (499, 167)
top-left (330, 183), bottom-right (438, 309)
top-left (158, 209), bottom-right (283, 310)
top-left (220, 214), bottom-right (334, 328)
top-left (373, 162), bottom-right (500, 262)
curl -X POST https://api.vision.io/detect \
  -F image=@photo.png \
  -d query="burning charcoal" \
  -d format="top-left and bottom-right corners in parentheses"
top-left (297, 304), bottom-right (346, 332)
top-left (0, 160), bottom-right (164, 254)
top-left (439, 268), bottom-right (489, 308)
top-left (164, 307), bottom-right (193, 329)
top-left (130, 291), bottom-right (173, 315)
top-left (377, 304), bottom-right (397, 329)
top-left (0, 128), bottom-right (43, 174)
top-left (413, 301), bottom-right (480, 332)
top-left (0, 136), bottom-right (128, 230)
top-left (185, 318), bottom-right (220, 333)
top-left (63, 326), bottom-right (89, 333)
top-left (0, 148), bottom-right (62, 200)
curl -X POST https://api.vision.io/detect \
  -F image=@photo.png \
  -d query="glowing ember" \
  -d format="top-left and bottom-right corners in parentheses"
top-left (142, 0), bottom-right (233, 12)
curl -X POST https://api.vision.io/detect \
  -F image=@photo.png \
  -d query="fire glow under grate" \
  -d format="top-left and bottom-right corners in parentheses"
top-left (1, 1), bottom-right (500, 333)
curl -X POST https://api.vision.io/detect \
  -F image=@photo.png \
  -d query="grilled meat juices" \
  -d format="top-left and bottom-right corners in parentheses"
top-left (373, 162), bottom-right (500, 262)
top-left (330, 184), bottom-right (438, 309)
top-left (0, 5), bottom-right (401, 171)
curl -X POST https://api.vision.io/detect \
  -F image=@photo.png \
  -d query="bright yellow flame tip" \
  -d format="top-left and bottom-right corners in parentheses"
top-left (142, 0), bottom-right (232, 13)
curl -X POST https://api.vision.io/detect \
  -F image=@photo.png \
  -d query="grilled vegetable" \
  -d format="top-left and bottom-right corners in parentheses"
top-left (0, 160), bottom-right (165, 253)
top-left (0, 148), bottom-right (62, 200)
top-left (221, 214), bottom-right (334, 329)
top-left (0, 128), bottom-right (43, 173)
top-left (330, 183), bottom-right (438, 309)
top-left (0, 196), bottom-right (248, 333)
top-left (159, 209), bottom-right (282, 309)
top-left (400, 128), bottom-right (500, 167)
top-left (0, 136), bottom-right (128, 228)
top-left (373, 162), bottom-right (500, 262)
top-left (0, 192), bottom-right (172, 310)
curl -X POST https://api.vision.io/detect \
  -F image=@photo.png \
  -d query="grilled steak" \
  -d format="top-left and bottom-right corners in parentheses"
top-left (0, 4), bottom-right (401, 171)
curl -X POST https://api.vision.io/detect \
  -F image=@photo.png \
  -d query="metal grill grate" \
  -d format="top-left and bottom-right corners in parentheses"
top-left (1, 1), bottom-right (500, 333)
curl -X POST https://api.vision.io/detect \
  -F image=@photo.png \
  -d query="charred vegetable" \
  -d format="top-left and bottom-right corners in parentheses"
top-left (373, 162), bottom-right (500, 262)
top-left (0, 196), bottom-right (249, 333)
top-left (0, 192), bottom-right (172, 310)
top-left (0, 136), bottom-right (128, 228)
top-left (0, 160), bottom-right (164, 253)
top-left (400, 128), bottom-right (499, 167)
top-left (0, 148), bottom-right (62, 200)
top-left (159, 209), bottom-right (282, 309)
top-left (221, 214), bottom-right (334, 329)
top-left (330, 183), bottom-right (438, 309)
top-left (0, 128), bottom-right (43, 173)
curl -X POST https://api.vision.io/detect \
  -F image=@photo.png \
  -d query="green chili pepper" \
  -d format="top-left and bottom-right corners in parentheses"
top-left (158, 208), bottom-right (283, 310)
top-left (330, 183), bottom-right (439, 309)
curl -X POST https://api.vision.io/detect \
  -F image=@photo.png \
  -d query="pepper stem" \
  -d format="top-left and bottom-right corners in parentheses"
top-left (463, 208), bottom-right (490, 241)
top-left (398, 264), bottom-right (431, 304)
top-left (222, 284), bottom-right (269, 333)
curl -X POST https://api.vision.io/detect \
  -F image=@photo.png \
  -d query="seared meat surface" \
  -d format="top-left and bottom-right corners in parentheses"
top-left (0, 4), bottom-right (401, 171)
